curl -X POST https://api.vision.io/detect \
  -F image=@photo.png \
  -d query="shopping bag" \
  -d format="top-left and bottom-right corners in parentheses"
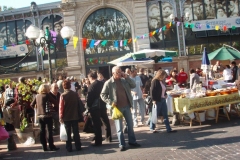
top-left (112, 107), bottom-right (123, 120)
top-left (151, 104), bottom-right (158, 124)
top-left (83, 115), bottom-right (95, 133)
top-left (0, 125), bottom-right (9, 141)
top-left (60, 124), bottom-right (67, 141)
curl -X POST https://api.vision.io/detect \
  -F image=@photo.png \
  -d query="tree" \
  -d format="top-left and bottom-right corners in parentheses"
top-left (1, 6), bottom-right (14, 11)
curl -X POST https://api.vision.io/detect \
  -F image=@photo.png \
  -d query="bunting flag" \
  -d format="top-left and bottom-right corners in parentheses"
top-left (124, 39), bottom-right (127, 46)
top-left (162, 26), bottom-right (166, 31)
top-left (152, 30), bottom-right (156, 35)
top-left (114, 40), bottom-right (118, 47)
top-left (25, 40), bottom-right (30, 45)
top-left (223, 25), bottom-right (227, 31)
top-left (73, 36), bottom-right (78, 49)
top-left (82, 38), bottom-right (87, 49)
top-left (94, 40), bottom-right (101, 46)
top-left (50, 30), bottom-right (57, 43)
top-left (128, 38), bottom-right (132, 43)
top-left (69, 20), bottom-right (239, 49)
top-left (90, 40), bottom-right (95, 48)
top-left (101, 40), bottom-right (108, 46)
top-left (63, 39), bottom-right (68, 48)
top-left (3, 45), bottom-right (7, 50)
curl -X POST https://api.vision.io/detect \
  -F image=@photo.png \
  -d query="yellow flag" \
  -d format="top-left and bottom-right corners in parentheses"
top-left (73, 36), bottom-right (78, 49)
top-left (152, 31), bottom-right (156, 35)
top-left (134, 38), bottom-right (137, 42)
top-left (215, 25), bottom-right (219, 30)
top-left (169, 22), bottom-right (172, 26)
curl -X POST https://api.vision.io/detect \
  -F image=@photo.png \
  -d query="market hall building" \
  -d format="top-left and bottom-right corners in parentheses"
top-left (1, 0), bottom-right (240, 80)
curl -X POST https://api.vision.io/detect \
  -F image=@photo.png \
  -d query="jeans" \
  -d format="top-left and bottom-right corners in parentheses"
top-left (39, 117), bottom-right (54, 149)
top-left (114, 106), bottom-right (136, 147)
top-left (64, 120), bottom-right (81, 150)
top-left (52, 112), bottom-right (59, 134)
top-left (132, 98), bottom-right (145, 126)
top-left (150, 98), bottom-right (172, 132)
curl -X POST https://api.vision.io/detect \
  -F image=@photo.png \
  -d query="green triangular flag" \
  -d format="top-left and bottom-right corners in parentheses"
top-left (162, 26), bottom-right (166, 31)
top-left (232, 26), bottom-right (236, 30)
top-left (185, 22), bottom-right (189, 28)
top-left (190, 24), bottom-right (194, 28)
top-left (124, 39), bottom-right (127, 46)
top-left (101, 40), bottom-right (108, 46)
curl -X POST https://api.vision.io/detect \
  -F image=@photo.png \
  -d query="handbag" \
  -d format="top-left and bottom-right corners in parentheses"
top-left (0, 125), bottom-right (9, 141)
top-left (83, 114), bottom-right (95, 133)
top-left (144, 94), bottom-right (152, 105)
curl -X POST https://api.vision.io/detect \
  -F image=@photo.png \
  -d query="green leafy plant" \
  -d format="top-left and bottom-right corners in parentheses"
top-left (20, 118), bottom-right (28, 132)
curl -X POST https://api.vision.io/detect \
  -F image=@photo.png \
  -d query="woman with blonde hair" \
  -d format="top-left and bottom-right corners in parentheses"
top-left (31, 84), bottom-right (59, 151)
top-left (150, 69), bottom-right (177, 133)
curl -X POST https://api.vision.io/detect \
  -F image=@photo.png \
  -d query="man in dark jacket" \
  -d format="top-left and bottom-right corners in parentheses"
top-left (49, 83), bottom-right (61, 135)
top-left (86, 70), bottom-right (112, 146)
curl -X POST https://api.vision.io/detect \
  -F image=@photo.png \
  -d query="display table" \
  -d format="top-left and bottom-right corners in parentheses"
top-left (174, 92), bottom-right (240, 126)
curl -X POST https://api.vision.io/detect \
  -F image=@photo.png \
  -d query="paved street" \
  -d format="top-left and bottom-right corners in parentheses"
top-left (1, 115), bottom-right (240, 160)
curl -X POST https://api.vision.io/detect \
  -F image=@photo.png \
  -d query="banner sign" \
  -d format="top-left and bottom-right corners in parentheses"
top-left (0, 44), bottom-right (29, 58)
top-left (192, 17), bottom-right (240, 32)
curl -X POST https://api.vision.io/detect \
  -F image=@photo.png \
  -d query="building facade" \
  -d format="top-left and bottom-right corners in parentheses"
top-left (1, 0), bottom-right (240, 80)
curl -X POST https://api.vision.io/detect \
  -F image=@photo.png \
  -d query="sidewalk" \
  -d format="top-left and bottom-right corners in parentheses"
top-left (1, 115), bottom-right (240, 160)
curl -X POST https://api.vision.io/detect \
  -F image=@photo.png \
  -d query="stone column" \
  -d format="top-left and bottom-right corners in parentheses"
top-left (132, 0), bottom-right (150, 51)
top-left (60, 1), bottom-right (82, 79)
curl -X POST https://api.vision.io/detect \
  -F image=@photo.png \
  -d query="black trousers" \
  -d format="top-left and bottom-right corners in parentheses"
top-left (89, 109), bottom-right (102, 145)
top-left (100, 108), bottom-right (112, 141)
top-left (90, 108), bottom-right (112, 144)
top-left (51, 112), bottom-right (60, 134)
top-left (39, 117), bottom-right (54, 149)
top-left (64, 120), bottom-right (81, 150)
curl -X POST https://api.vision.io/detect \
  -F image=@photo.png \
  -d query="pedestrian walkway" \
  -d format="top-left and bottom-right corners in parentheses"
top-left (1, 116), bottom-right (240, 160)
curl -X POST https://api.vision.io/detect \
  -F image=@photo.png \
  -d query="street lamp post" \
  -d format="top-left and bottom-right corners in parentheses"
top-left (26, 25), bottom-right (74, 83)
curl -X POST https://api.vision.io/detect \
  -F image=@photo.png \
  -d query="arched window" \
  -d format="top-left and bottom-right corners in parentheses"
top-left (82, 8), bottom-right (132, 66)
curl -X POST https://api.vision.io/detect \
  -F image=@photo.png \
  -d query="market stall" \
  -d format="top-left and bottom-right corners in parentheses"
top-left (173, 90), bottom-right (240, 127)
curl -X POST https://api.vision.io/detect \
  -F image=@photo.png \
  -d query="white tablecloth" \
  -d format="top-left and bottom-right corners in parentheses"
top-left (166, 95), bottom-right (174, 115)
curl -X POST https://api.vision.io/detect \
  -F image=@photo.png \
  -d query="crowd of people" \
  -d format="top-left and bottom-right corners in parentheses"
top-left (1, 61), bottom-right (239, 152)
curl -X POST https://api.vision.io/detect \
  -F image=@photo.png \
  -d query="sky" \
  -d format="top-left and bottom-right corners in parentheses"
top-left (1, 0), bottom-right (60, 9)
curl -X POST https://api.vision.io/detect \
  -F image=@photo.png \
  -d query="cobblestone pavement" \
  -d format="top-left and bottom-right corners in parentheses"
top-left (0, 115), bottom-right (240, 160)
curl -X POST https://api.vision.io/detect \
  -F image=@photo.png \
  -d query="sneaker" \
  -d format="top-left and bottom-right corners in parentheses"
top-left (128, 142), bottom-right (141, 147)
top-left (120, 146), bottom-right (126, 151)
top-left (150, 130), bottom-right (158, 133)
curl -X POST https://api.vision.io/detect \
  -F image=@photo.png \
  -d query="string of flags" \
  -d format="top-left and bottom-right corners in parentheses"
top-left (1, 21), bottom-right (237, 51)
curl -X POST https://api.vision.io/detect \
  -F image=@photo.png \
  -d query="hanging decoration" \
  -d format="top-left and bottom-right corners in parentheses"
top-left (70, 19), bottom-right (240, 49)
top-left (223, 25), bottom-right (227, 31)
top-left (73, 36), bottom-right (78, 49)
top-left (25, 40), bottom-right (30, 45)
top-left (50, 30), bottom-right (57, 43)
top-left (3, 45), bottom-right (7, 50)
top-left (90, 40), bottom-right (95, 48)
top-left (63, 39), bottom-right (68, 48)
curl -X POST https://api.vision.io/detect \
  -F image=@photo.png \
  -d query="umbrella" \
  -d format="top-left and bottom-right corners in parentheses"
top-left (108, 49), bottom-right (177, 66)
top-left (207, 46), bottom-right (240, 60)
top-left (108, 56), bottom-right (154, 66)
top-left (201, 47), bottom-right (210, 73)
top-left (201, 47), bottom-right (211, 87)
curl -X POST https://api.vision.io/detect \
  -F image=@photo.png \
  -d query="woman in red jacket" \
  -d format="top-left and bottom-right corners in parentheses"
top-left (177, 68), bottom-right (188, 88)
